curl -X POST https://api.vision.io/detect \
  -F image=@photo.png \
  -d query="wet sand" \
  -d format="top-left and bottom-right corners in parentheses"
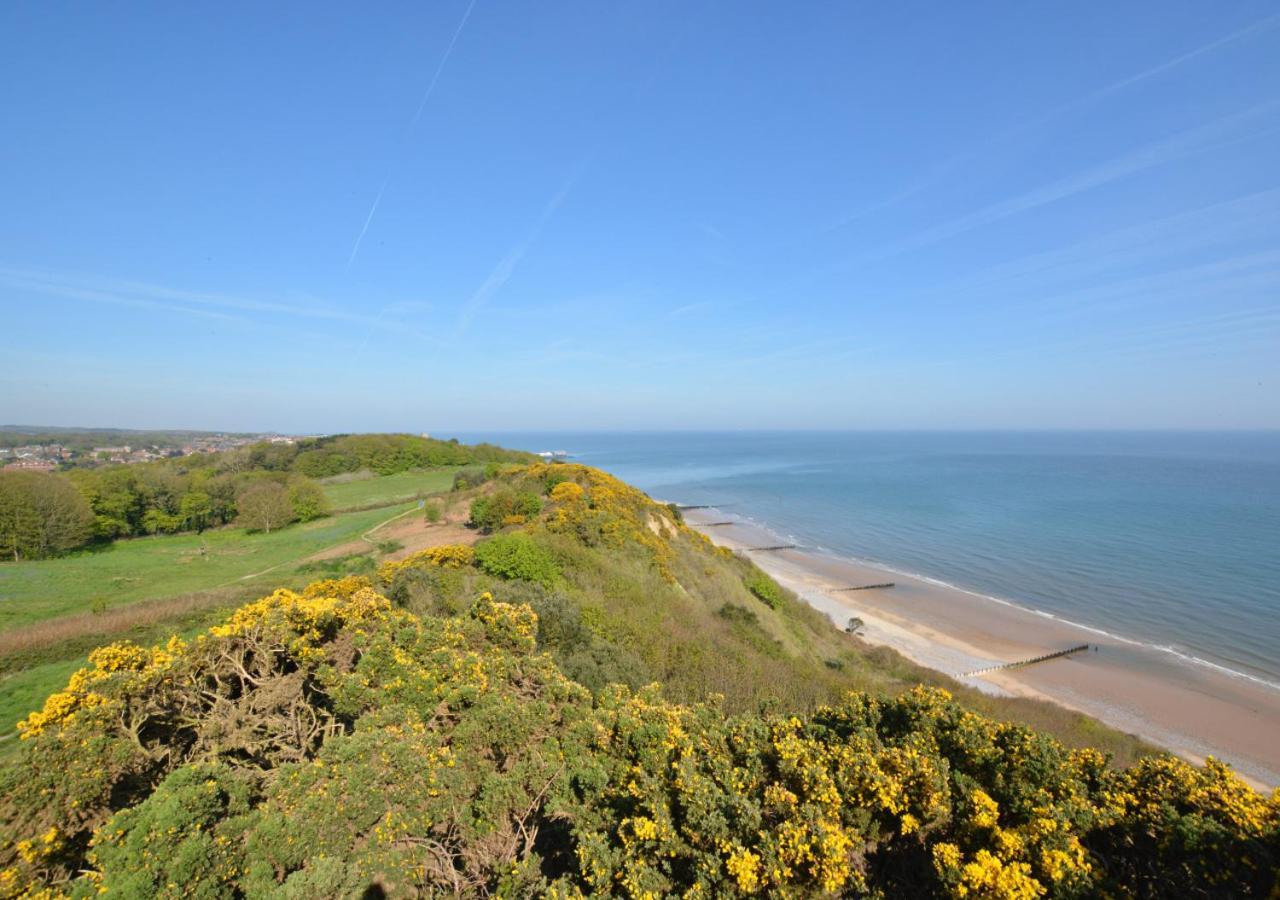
top-left (684, 509), bottom-right (1280, 789)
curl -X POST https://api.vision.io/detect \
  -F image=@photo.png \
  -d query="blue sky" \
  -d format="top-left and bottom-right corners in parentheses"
top-left (2, 2), bottom-right (1278, 431)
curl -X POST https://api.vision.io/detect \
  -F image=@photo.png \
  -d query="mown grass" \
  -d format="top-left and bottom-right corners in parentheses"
top-left (321, 468), bottom-right (459, 511)
top-left (0, 503), bottom-right (412, 632)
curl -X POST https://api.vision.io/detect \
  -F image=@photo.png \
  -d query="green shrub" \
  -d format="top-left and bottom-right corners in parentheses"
top-left (474, 533), bottom-right (560, 587)
top-left (423, 501), bottom-right (442, 524)
top-left (716, 603), bottom-right (759, 626)
top-left (469, 489), bottom-right (542, 533)
top-left (288, 478), bottom-right (331, 523)
top-left (745, 571), bottom-right (783, 609)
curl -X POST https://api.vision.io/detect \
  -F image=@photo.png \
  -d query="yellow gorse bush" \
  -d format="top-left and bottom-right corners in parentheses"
top-left (375, 543), bottom-right (475, 582)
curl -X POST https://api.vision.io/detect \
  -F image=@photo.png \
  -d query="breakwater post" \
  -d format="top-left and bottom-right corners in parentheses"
top-left (962, 644), bottom-right (1091, 678)
top-left (833, 583), bottom-right (895, 592)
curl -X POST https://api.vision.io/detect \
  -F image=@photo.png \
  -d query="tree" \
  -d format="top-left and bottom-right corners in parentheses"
top-left (141, 508), bottom-right (182, 535)
top-left (287, 479), bottom-right (330, 523)
top-left (179, 491), bottom-right (213, 533)
top-left (235, 482), bottom-right (294, 533)
top-left (0, 470), bottom-right (94, 560)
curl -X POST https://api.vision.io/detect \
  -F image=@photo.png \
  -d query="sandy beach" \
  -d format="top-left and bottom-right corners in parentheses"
top-left (683, 509), bottom-right (1280, 789)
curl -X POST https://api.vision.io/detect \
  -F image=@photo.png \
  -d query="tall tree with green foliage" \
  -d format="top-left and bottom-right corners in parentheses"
top-left (0, 470), bottom-right (94, 560)
top-left (287, 479), bottom-right (330, 522)
top-left (178, 490), bottom-right (213, 533)
top-left (235, 482), bottom-right (294, 533)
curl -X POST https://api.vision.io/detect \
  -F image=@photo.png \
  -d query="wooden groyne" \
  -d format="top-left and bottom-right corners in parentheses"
top-left (962, 644), bottom-right (1090, 678)
top-left (833, 582), bottom-right (895, 592)
top-left (676, 504), bottom-right (730, 511)
top-left (744, 544), bottom-right (797, 552)
top-left (701, 521), bottom-right (735, 527)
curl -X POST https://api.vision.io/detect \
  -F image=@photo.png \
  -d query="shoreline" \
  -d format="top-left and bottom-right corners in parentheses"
top-left (680, 507), bottom-right (1280, 789)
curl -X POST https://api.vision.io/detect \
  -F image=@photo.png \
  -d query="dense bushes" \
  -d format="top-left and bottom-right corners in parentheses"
top-left (289, 435), bottom-right (530, 478)
top-left (474, 532), bottom-right (560, 587)
top-left (0, 471), bottom-right (94, 561)
top-left (2, 583), bottom-right (1276, 898)
top-left (469, 489), bottom-right (542, 533)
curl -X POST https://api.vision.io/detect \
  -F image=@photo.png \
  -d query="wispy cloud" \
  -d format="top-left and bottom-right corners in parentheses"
top-left (0, 270), bottom-right (248, 325)
top-left (668, 300), bottom-right (715, 318)
top-left (455, 163), bottom-right (587, 336)
top-left (868, 101), bottom-right (1280, 260)
top-left (822, 13), bottom-right (1280, 234)
top-left (0, 264), bottom-right (376, 323)
top-left (0, 265), bottom-right (453, 355)
top-left (946, 188), bottom-right (1280, 297)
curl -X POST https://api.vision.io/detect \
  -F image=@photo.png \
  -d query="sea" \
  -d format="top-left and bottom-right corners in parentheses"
top-left (457, 431), bottom-right (1280, 690)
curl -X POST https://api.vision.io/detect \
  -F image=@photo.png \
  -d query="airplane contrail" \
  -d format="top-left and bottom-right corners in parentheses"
top-left (823, 12), bottom-right (1280, 235)
top-left (345, 175), bottom-right (390, 272)
top-left (455, 162), bottom-right (587, 336)
top-left (346, 0), bottom-right (479, 271)
top-left (409, 0), bottom-right (479, 129)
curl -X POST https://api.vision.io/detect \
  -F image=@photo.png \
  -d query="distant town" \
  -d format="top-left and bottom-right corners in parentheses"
top-left (0, 430), bottom-right (305, 472)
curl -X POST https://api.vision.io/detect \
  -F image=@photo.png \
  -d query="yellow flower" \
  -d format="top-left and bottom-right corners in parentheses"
top-left (956, 850), bottom-right (1045, 899)
top-left (969, 789), bottom-right (1000, 829)
top-left (726, 848), bottom-right (761, 892)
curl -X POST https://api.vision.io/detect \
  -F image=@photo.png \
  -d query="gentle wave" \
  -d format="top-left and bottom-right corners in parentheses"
top-left (701, 505), bottom-right (1280, 695)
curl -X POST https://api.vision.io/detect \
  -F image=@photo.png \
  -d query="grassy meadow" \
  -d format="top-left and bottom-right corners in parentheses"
top-left (0, 461), bottom-right (473, 738)
top-left (320, 467), bottom-right (459, 510)
top-left (0, 503), bottom-right (412, 632)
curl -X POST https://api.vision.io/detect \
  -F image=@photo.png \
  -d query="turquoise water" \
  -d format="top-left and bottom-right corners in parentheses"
top-left (462, 431), bottom-right (1280, 687)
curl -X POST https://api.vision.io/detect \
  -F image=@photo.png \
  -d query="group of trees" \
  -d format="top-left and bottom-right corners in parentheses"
top-left (66, 463), bottom-right (331, 542)
top-left (289, 434), bottom-right (532, 478)
top-left (0, 471), bottom-right (94, 561)
top-left (0, 434), bottom-right (534, 561)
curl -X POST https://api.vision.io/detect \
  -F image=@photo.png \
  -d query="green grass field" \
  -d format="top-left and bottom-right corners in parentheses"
top-left (0, 503), bottom-right (412, 632)
top-left (321, 468), bottom-right (459, 510)
top-left (0, 657), bottom-right (86, 737)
